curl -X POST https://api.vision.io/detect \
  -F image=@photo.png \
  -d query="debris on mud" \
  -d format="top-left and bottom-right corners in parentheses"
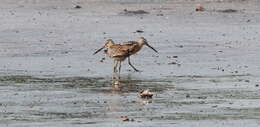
top-left (74, 5), bottom-right (82, 9)
top-left (135, 30), bottom-right (144, 33)
top-left (217, 9), bottom-right (238, 13)
top-left (212, 105), bottom-right (218, 108)
top-left (195, 4), bottom-right (205, 12)
top-left (168, 61), bottom-right (177, 65)
top-left (120, 9), bottom-right (149, 16)
top-left (168, 61), bottom-right (181, 66)
top-left (166, 56), bottom-right (178, 59)
top-left (197, 96), bottom-right (207, 99)
top-left (121, 116), bottom-right (134, 122)
top-left (100, 57), bottom-right (105, 62)
top-left (245, 80), bottom-right (250, 83)
top-left (175, 45), bottom-right (184, 48)
top-left (186, 94), bottom-right (190, 98)
top-left (156, 13), bottom-right (164, 16)
top-left (140, 89), bottom-right (154, 98)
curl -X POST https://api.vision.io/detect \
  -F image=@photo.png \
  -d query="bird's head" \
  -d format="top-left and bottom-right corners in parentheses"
top-left (104, 39), bottom-right (114, 48)
top-left (138, 37), bottom-right (158, 53)
top-left (93, 39), bottom-right (115, 55)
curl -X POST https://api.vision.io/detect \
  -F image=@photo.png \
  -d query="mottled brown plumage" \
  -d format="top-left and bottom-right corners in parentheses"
top-left (93, 37), bottom-right (158, 79)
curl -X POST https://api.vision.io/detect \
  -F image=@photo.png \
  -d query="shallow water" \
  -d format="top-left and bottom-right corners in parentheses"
top-left (0, 74), bottom-right (260, 127)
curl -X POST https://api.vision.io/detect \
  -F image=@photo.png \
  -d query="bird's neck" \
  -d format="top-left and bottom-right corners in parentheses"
top-left (138, 42), bottom-right (145, 47)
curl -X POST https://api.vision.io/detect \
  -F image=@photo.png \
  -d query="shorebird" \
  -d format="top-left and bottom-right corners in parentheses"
top-left (93, 37), bottom-right (158, 78)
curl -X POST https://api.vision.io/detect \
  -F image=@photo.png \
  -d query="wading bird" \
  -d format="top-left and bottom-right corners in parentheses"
top-left (93, 37), bottom-right (158, 79)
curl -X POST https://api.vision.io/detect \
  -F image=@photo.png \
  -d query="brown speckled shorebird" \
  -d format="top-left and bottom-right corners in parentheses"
top-left (93, 37), bottom-right (158, 79)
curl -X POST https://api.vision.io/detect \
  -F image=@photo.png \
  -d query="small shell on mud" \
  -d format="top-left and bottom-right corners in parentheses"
top-left (139, 89), bottom-right (154, 98)
top-left (120, 116), bottom-right (134, 122)
top-left (195, 4), bottom-right (205, 12)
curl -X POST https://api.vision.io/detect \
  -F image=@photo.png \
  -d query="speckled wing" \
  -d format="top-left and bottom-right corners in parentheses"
top-left (111, 47), bottom-right (130, 58)
top-left (122, 41), bottom-right (136, 45)
top-left (104, 44), bottom-right (129, 58)
top-left (120, 41), bottom-right (140, 55)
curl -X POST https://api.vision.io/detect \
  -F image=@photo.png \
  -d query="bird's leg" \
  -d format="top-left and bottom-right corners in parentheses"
top-left (128, 56), bottom-right (141, 72)
top-left (113, 61), bottom-right (119, 79)
top-left (118, 61), bottom-right (122, 79)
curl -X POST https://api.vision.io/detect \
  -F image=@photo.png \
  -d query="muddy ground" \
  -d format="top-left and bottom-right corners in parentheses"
top-left (0, 0), bottom-right (260, 127)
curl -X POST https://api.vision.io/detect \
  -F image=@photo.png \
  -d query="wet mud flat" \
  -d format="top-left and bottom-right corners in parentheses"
top-left (1, 75), bottom-right (260, 127)
top-left (1, 0), bottom-right (260, 127)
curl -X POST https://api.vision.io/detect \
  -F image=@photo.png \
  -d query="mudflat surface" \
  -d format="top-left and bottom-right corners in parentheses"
top-left (0, 0), bottom-right (260, 127)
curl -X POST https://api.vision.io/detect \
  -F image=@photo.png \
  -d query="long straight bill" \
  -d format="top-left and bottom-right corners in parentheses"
top-left (93, 47), bottom-right (104, 55)
top-left (146, 43), bottom-right (158, 53)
